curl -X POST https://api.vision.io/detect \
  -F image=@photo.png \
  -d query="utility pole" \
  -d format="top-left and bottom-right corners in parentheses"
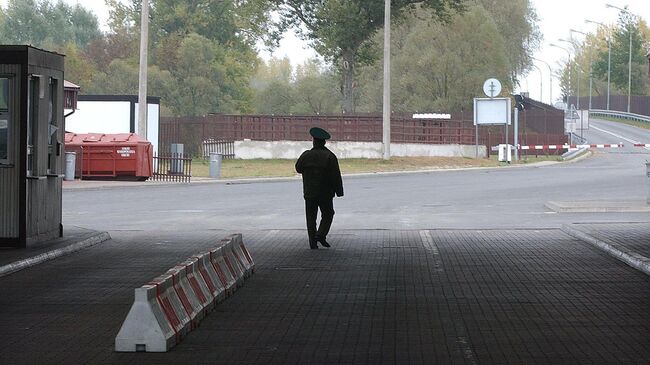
top-left (533, 57), bottom-right (553, 105)
top-left (137, 0), bottom-right (149, 139)
top-left (530, 63), bottom-right (543, 102)
top-left (550, 43), bottom-right (571, 110)
top-left (606, 4), bottom-right (638, 113)
top-left (586, 19), bottom-right (612, 110)
top-left (382, 0), bottom-right (391, 160)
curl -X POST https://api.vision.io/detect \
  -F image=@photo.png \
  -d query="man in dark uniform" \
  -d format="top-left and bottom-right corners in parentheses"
top-left (295, 127), bottom-right (344, 249)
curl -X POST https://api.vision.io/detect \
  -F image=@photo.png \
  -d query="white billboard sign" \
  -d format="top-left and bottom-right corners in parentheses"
top-left (473, 97), bottom-right (511, 126)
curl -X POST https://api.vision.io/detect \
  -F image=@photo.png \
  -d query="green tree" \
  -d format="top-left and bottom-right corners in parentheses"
top-left (254, 80), bottom-right (294, 114)
top-left (293, 59), bottom-right (341, 114)
top-left (61, 44), bottom-right (98, 91)
top-left (476, 0), bottom-right (540, 85)
top-left (100, 1), bottom-right (265, 115)
top-left (250, 57), bottom-right (294, 90)
top-left (164, 33), bottom-right (255, 116)
top-left (271, 0), bottom-right (464, 113)
top-left (356, 4), bottom-right (512, 112)
top-left (592, 13), bottom-right (649, 96)
top-left (0, 0), bottom-right (101, 48)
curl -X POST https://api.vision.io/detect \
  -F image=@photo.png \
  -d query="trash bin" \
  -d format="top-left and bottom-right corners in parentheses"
top-left (498, 144), bottom-right (512, 163)
top-left (64, 152), bottom-right (76, 181)
top-left (209, 153), bottom-right (222, 179)
top-left (170, 143), bottom-right (184, 174)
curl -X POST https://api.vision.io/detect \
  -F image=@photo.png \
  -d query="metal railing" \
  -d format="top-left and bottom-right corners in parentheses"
top-left (202, 139), bottom-right (235, 159)
top-left (152, 153), bottom-right (192, 183)
top-left (590, 109), bottom-right (650, 123)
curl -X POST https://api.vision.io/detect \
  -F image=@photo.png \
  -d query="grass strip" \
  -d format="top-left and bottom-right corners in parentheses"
top-left (191, 155), bottom-right (561, 178)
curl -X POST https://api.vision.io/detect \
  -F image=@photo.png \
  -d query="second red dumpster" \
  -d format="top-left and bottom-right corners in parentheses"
top-left (64, 133), bottom-right (153, 180)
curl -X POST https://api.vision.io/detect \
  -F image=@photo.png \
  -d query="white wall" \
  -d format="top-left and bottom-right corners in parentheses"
top-left (65, 100), bottom-right (160, 153)
top-left (66, 101), bottom-right (130, 134)
top-left (135, 103), bottom-right (160, 154)
top-left (234, 140), bottom-right (486, 159)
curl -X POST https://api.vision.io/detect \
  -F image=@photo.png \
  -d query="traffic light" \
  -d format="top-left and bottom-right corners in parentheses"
top-left (513, 94), bottom-right (525, 111)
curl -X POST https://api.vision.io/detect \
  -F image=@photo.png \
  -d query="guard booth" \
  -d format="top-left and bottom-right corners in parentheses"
top-left (0, 46), bottom-right (66, 248)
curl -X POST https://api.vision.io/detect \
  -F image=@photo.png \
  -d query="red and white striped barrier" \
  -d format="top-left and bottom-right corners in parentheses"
top-left (633, 144), bottom-right (650, 148)
top-left (115, 234), bottom-right (254, 352)
top-left (492, 143), bottom-right (625, 151)
top-left (518, 143), bottom-right (624, 150)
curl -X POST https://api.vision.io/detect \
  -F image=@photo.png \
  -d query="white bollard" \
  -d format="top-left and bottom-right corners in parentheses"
top-left (646, 162), bottom-right (650, 204)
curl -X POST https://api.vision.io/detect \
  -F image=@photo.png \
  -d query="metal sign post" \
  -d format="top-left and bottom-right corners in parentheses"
top-left (514, 107), bottom-right (519, 161)
top-left (474, 79), bottom-right (506, 159)
top-left (475, 124), bottom-right (479, 158)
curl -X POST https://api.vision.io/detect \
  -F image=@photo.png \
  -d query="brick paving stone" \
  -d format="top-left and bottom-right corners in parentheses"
top-left (0, 229), bottom-right (648, 364)
top-left (0, 226), bottom-right (105, 267)
top-left (572, 222), bottom-right (650, 258)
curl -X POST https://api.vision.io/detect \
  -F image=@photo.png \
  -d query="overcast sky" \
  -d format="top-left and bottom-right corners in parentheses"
top-left (2, 0), bottom-right (648, 105)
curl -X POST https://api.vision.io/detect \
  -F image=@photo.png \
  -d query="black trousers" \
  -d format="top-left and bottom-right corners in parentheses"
top-left (305, 196), bottom-right (335, 243)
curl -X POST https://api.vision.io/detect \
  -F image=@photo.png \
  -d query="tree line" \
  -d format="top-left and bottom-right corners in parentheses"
top-left (558, 11), bottom-right (649, 102)
top-left (0, 0), bottom-right (541, 117)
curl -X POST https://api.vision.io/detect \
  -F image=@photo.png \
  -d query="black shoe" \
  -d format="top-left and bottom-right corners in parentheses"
top-left (316, 237), bottom-right (331, 248)
top-left (309, 239), bottom-right (318, 249)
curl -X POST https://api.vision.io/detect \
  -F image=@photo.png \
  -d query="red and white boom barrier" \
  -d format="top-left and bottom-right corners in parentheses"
top-left (114, 234), bottom-right (255, 352)
top-left (492, 143), bottom-right (625, 152)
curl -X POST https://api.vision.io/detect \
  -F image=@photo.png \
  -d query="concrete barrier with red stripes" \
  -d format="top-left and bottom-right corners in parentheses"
top-left (114, 234), bottom-right (254, 352)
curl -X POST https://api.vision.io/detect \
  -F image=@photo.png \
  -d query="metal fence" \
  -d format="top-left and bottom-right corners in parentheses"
top-left (160, 109), bottom-right (566, 157)
top-left (152, 152), bottom-right (192, 183)
top-left (568, 95), bottom-right (650, 116)
top-left (202, 139), bottom-right (235, 159)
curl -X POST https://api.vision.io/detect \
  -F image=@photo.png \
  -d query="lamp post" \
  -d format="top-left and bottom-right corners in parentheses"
top-left (532, 57), bottom-right (553, 105)
top-left (382, 0), bottom-right (391, 160)
top-left (606, 4), bottom-right (637, 113)
top-left (559, 38), bottom-right (581, 110)
top-left (585, 19), bottom-right (611, 110)
top-left (530, 63), bottom-right (543, 102)
top-left (550, 43), bottom-right (572, 110)
top-left (137, 0), bottom-right (149, 139)
top-left (570, 29), bottom-right (593, 110)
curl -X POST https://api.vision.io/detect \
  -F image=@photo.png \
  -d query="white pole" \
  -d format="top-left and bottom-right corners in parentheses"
top-left (607, 37), bottom-right (611, 110)
top-left (382, 0), bottom-right (391, 160)
top-left (137, 0), bottom-right (149, 139)
top-left (627, 22), bottom-right (632, 113)
top-left (514, 107), bottom-right (519, 161)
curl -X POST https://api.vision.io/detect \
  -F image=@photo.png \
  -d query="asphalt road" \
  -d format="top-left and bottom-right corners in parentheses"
top-left (62, 118), bottom-right (650, 231)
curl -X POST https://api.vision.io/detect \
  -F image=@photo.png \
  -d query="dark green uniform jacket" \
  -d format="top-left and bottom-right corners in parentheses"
top-left (295, 146), bottom-right (344, 199)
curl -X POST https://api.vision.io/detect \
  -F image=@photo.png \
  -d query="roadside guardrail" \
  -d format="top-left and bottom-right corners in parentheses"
top-left (590, 109), bottom-right (650, 123)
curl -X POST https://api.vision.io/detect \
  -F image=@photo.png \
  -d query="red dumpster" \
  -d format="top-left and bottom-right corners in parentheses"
top-left (64, 133), bottom-right (153, 180)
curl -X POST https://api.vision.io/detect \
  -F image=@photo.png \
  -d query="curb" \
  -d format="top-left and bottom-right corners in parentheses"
top-left (63, 160), bottom-right (564, 190)
top-left (0, 231), bottom-right (112, 278)
top-left (561, 224), bottom-right (650, 276)
top-left (546, 201), bottom-right (650, 213)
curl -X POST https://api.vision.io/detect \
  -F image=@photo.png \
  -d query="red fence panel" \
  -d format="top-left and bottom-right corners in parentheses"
top-left (159, 110), bottom-right (566, 157)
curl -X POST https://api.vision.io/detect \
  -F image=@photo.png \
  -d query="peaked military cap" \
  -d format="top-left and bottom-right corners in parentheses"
top-left (309, 127), bottom-right (331, 140)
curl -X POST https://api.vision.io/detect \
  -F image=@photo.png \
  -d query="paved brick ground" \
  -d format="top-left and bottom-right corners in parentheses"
top-left (570, 223), bottom-right (650, 258)
top-left (0, 229), bottom-right (648, 364)
top-left (0, 226), bottom-right (104, 267)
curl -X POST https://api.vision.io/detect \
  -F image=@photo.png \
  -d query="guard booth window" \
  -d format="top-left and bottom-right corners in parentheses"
top-left (0, 77), bottom-right (9, 164)
top-left (47, 78), bottom-right (58, 173)
top-left (27, 77), bottom-right (39, 176)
